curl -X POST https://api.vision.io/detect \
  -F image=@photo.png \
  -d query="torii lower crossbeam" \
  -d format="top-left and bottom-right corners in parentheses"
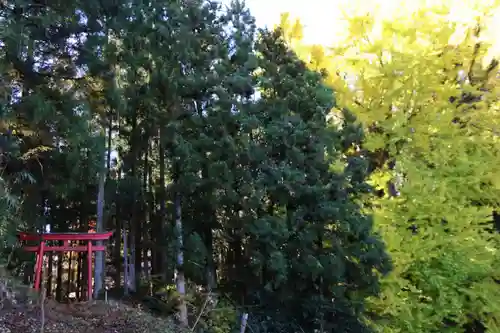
top-left (18, 232), bottom-right (113, 300)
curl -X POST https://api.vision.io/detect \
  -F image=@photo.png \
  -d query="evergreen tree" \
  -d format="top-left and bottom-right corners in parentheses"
top-left (232, 27), bottom-right (391, 333)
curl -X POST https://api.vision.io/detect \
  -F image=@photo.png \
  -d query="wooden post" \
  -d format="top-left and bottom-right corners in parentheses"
top-left (34, 241), bottom-right (45, 290)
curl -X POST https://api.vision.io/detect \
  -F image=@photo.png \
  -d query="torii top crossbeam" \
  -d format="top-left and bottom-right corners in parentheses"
top-left (19, 232), bottom-right (113, 241)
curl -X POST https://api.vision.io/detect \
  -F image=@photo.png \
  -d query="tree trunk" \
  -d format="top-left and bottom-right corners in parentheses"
top-left (155, 130), bottom-right (166, 278)
top-left (93, 162), bottom-right (106, 298)
top-left (123, 228), bottom-right (129, 295)
top-left (79, 185), bottom-right (89, 301)
top-left (202, 165), bottom-right (217, 291)
top-left (76, 253), bottom-right (82, 301)
top-left (114, 200), bottom-right (122, 288)
top-left (56, 253), bottom-right (63, 302)
top-left (67, 251), bottom-right (73, 299)
top-left (142, 145), bottom-right (151, 283)
top-left (174, 190), bottom-right (188, 327)
top-left (47, 253), bottom-right (53, 298)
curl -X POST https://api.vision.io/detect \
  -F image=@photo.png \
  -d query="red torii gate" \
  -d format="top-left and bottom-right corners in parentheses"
top-left (18, 231), bottom-right (113, 300)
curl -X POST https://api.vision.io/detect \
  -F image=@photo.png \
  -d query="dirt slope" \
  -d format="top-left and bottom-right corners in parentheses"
top-left (0, 297), bottom-right (176, 333)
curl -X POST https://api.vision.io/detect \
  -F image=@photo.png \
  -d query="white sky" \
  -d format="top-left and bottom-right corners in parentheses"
top-left (240, 0), bottom-right (500, 53)
top-left (243, 0), bottom-right (345, 44)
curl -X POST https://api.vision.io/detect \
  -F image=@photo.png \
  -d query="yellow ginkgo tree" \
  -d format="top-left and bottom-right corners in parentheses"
top-left (280, 1), bottom-right (500, 332)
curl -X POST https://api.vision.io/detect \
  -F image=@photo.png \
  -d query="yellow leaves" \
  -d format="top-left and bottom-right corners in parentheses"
top-left (347, 14), bottom-right (375, 39)
top-left (280, 0), bottom-right (500, 160)
top-left (367, 170), bottom-right (391, 192)
top-left (290, 20), bottom-right (304, 41)
top-left (21, 146), bottom-right (52, 161)
top-left (277, 4), bottom-right (500, 330)
top-left (309, 44), bottom-right (326, 69)
top-left (279, 12), bottom-right (290, 31)
top-left (279, 12), bottom-right (304, 43)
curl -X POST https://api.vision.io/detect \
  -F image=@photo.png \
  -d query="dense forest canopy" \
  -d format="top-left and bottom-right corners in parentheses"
top-left (0, 0), bottom-right (390, 332)
top-left (0, 0), bottom-right (500, 332)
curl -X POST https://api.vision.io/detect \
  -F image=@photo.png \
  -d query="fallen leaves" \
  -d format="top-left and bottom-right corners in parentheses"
top-left (0, 296), bottom-right (176, 333)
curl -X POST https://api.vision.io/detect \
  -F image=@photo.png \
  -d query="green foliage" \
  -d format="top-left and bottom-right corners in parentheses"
top-left (280, 2), bottom-right (500, 332)
top-left (0, 0), bottom-right (390, 331)
top-left (202, 298), bottom-right (238, 333)
top-left (139, 281), bottom-right (239, 333)
top-left (215, 27), bottom-right (391, 332)
top-left (0, 133), bottom-right (35, 250)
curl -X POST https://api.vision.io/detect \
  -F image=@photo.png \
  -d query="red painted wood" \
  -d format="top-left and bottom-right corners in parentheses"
top-left (22, 245), bottom-right (106, 252)
top-left (18, 231), bottom-right (113, 300)
top-left (34, 241), bottom-right (45, 291)
top-left (18, 232), bottom-right (113, 242)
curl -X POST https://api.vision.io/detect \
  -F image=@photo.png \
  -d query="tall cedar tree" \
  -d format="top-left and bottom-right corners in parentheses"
top-left (234, 28), bottom-right (391, 333)
top-left (0, 0), bottom-right (104, 242)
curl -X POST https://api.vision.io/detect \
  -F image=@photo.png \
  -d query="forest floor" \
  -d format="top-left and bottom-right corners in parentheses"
top-left (0, 296), bottom-right (176, 333)
top-left (0, 261), bottom-right (179, 333)
top-left (0, 273), bottom-right (176, 333)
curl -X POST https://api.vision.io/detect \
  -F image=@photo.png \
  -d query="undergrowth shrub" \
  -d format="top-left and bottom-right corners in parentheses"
top-left (140, 279), bottom-right (240, 332)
